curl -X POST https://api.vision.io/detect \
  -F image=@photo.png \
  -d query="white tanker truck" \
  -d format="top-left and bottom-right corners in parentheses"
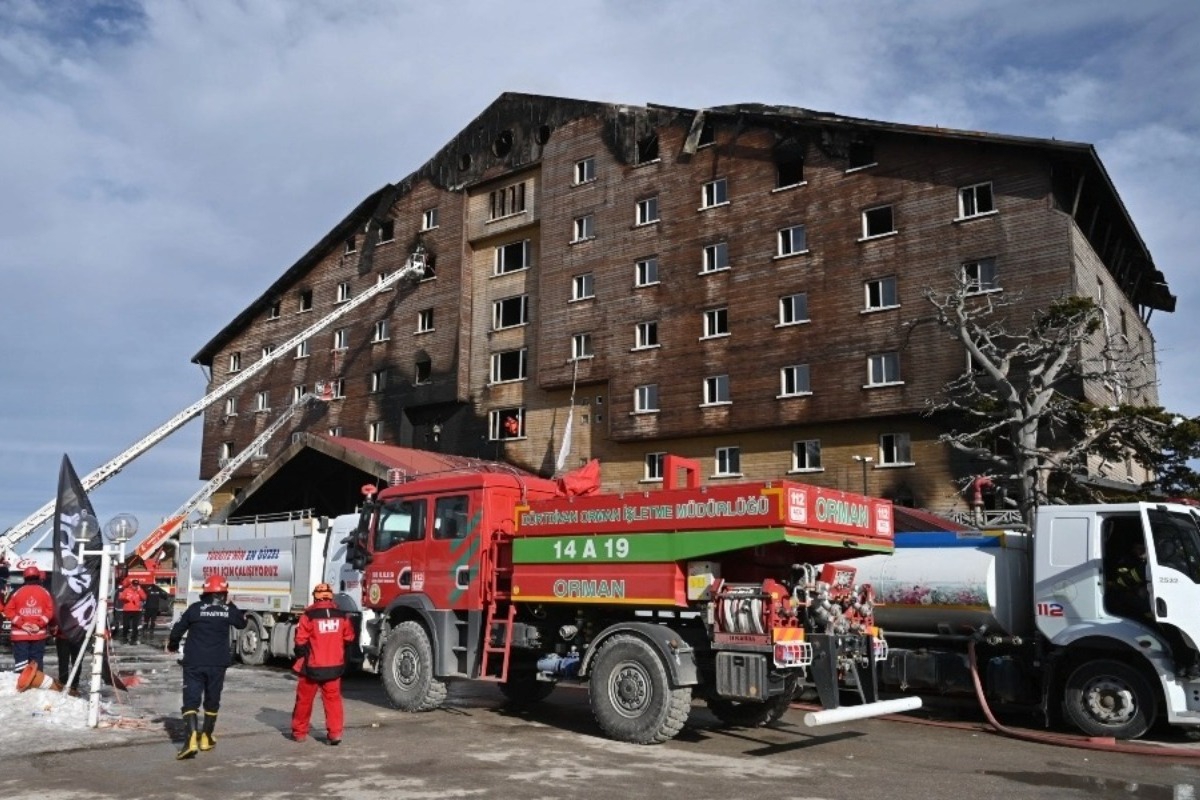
top-left (174, 511), bottom-right (364, 665)
top-left (840, 501), bottom-right (1200, 739)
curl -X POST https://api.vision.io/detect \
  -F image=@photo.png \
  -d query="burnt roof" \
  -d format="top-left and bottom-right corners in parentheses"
top-left (193, 92), bottom-right (1173, 365)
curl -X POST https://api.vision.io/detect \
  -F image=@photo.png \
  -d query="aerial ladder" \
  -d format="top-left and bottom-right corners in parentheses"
top-left (129, 389), bottom-right (328, 566)
top-left (0, 247), bottom-right (428, 562)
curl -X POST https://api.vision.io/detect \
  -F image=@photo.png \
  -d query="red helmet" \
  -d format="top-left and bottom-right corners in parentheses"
top-left (312, 582), bottom-right (334, 601)
top-left (202, 575), bottom-right (229, 594)
top-left (22, 565), bottom-right (41, 580)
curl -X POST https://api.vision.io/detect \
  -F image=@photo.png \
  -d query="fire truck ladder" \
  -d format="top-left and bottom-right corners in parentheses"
top-left (478, 531), bottom-right (515, 682)
top-left (0, 248), bottom-right (428, 560)
top-left (130, 391), bottom-right (328, 565)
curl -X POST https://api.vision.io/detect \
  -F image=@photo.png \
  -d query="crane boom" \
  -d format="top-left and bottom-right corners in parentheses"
top-left (132, 391), bottom-right (326, 562)
top-left (1, 250), bottom-right (427, 556)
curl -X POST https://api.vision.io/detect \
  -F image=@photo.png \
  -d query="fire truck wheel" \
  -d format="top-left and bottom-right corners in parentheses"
top-left (238, 615), bottom-right (268, 666)
top-left (499, 669), bottom-right (555, 706)
top-left (707, 681), bottom-right (796, 728)
top-left (380, 621), bottom-right (447, 712)
top-left (1063, 658), bottom-right (1156, 739)
top-left (588, 634), bottom-right (692, 744)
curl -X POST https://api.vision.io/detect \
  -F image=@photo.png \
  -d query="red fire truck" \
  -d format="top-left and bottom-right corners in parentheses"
top-left (345, 455), bottom-right (916, 744)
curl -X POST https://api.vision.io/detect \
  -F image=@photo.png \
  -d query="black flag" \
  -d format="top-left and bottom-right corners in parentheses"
top-left (51, 455), bottom-right (103, 644)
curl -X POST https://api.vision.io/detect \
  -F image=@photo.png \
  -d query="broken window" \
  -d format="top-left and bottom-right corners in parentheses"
top-left (848, 141), bottom-right (876, 170)
top-left (414, 355), bottom-right (432, 385)
top-left (490, 349), bottom-right (527, 383)
top-left (862, 205), bottom-right (895, 238)
top-left (636, 132), bottom-right (659, 164)
top-left (492, 295), bottom-right (528, 330)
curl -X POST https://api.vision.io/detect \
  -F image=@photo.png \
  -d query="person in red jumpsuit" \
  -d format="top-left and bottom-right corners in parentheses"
top-left (290, 582), bottom-right (355, 744)
top-left (118, 578), bottom-right (147, 645)
top-left (4, 566), bottom-right (56, 672)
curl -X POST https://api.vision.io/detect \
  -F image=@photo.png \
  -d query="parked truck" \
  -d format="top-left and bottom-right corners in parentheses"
top-left (841, 501), bottom-right (1200, 739)
top-left (174, 511), bottom-right (364, 665)
top-left (342, 454), bottom-right (920, 744)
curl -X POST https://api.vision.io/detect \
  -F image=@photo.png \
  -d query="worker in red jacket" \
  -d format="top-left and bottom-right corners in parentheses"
top-left (118, 578), bottom-right (147, 645)
top-left (4, 566), bottom-right (56, 672)
top-left (290, 583), bottom-right (355, 745)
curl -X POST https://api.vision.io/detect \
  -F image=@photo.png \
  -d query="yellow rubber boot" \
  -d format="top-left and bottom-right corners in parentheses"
top-left (199, 711), bottom-right (218, 751)
top-left (177, 710), bottom-right (200, 760)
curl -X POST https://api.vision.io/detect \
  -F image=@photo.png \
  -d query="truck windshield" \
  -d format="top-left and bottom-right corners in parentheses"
top-left (1146, 508), bottom-right (1200, 584)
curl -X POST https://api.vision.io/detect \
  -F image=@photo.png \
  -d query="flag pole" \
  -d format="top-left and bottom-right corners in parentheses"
top-left (86, 537), bottom-right (115, 728)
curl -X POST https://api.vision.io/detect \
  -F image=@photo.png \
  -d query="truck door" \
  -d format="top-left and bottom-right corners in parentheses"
top-left (1143, 508), bottom-right (1200, 653)
top-left (426, 493), bottom-right (476, 610)
top-left (373, 497), bottom-right (428, 603)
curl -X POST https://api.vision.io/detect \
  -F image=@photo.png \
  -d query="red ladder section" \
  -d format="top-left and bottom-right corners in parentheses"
top-left (478, 532), bottom-right (514, 682)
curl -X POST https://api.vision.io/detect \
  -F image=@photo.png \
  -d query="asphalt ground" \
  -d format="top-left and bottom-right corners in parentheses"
top-left (4, 638), bottom-right (1200, 800)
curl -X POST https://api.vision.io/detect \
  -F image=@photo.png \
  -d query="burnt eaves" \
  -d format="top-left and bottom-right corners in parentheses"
top-left (191, 184), bottom-right (394, 366)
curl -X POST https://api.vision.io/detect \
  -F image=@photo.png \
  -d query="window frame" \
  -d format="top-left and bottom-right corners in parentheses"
top-left (488, 407), bottom-right (525, 440)
top-left (492, 295), bottom-right (529, 330)
top-left (634, 321), bottom-right (659, 350)
top-left (791, 439), bottom-right (823, 472)
top-left (777, 224), bottom-right (808, 257)
top-left (489, 348), bottom-right (528, 384)
top-left (336, 282), bottom-right (351, 303)
top-left (333, 328), bottom-right (348, 351)
top-left (864, 276), bottom-right (900, 312)
top-left (643, 452), bottom-right (666, 482)
top-left (574, 157), bottom-right (596, 185)
top-left (701, 178), bottom-right (729, 209)
top-left (294, 340), bottom-right (310, 359)
top-left (494, 240), bottom-right (531, 275)
top-left (861, 204), bottom-right (896, 240)
top-left (702, 307), bottom-right (729, 339)
top-left (957, 181), bottom-right (996, 220)
top-left (572, 214), bottom-right (595, 243)
top-left (866, 352), bottom-right (903, 387)
top-left (635, 196), bottom-right (660, 226)
top-left (416, 308), bottom-right (434, 333)
top-left (702, 374), bottom-right (730, 406)
top-left (371, 369), bottom-right (388, 393)
top-left (571, 333), bottom-right (594, 361)
top-left (635, 257), bottom-right (660, 287)
top-left (489, 182), bottom-right (527, 221)
top-left (879, 432), bottom-right (914, 466)
top-left (571, 272), bottom-right (595, 301)
top-left (714, 446), bottom-right (741, 477)
top-left (372, 319), bottom-right (390, 342)
top-left (634, 383), bottom-right (660, 413)
top-left (421, 207), bottom-right (439, 230)
top-left (963, 257), bottom-right (1000, 294)
top-left (368, 421), bottom-right (383, 443)
top-left (228, 352), bottom-right (242, 373)
top-left (255, 390), bottom-right (270, 412)
top-left (701, 242), bottom-right (730, 274)
top-left (778, 293), bottom-right (810, 326)
top-left (779, 364), bottom-right (812, 398)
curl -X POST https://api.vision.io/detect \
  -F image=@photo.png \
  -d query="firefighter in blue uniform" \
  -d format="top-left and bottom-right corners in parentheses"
top-left (167, 575), bottom-right (247, 759)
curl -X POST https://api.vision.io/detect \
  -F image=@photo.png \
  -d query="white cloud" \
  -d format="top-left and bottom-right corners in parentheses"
top-left (1, 0), bottom-right (1199, 536)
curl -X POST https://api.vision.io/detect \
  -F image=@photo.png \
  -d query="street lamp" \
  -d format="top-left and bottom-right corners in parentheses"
top-left (852, 455), bottom-right (874, 495)
top-left (79, 512), bottom-right (138, 728)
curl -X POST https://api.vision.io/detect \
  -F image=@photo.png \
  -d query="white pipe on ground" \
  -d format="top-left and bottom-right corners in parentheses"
top-left (803, 696), bottom-right (923, 727)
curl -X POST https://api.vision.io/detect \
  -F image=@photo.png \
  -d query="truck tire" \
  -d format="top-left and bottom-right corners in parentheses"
top-left (588, 634), bottom-right (692, 744)
top-left (380, 621), bottom-right (447, 712)
top-left (499, 669), bottom-right (556, 707)
top-left (1063, 659), bottom-right (1156, 739)
top-left (238, 614), bottom-right (268, 666)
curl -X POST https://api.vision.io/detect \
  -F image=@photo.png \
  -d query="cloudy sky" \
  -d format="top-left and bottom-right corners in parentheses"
top-left (1, 0), bottom-right (1197, 548)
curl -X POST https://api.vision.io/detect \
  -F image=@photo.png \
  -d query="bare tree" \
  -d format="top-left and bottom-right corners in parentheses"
top-left (924, 276), bottom-right (1167, 523)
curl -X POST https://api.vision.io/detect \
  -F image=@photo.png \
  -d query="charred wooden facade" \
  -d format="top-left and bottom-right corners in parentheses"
top-left (192, 93), bottom-right (1175, 514)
